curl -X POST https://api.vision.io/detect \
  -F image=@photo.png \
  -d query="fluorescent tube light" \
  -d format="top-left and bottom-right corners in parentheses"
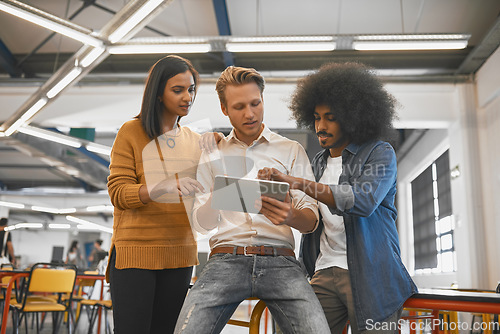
top-left (77, 225), bottom-right (97, 230)
top-left (108, 0), bottom-right (164, 43)
top-left (15, 223), bottom-right (43, 229)
top-left (58, 208), bottom-right (77, 214)
top-left (18, 126), bottom-right (82, 148)
top-left (85, 143), bottom-right (112, 155)
top-left (49, 223), bottom-right (71, 229)
top-left (4, 98), bottom-right (48, 136)
top-left (86, 205), bottom-right (114, 212)
top-left (0, 1), bottom-right (102, 47)
top-left (66, 216), bottom-right (86, 224)
top-left (20, 98), bottom-right (48, 122)
top-left (31, 206), bottom-right (76, 214)
top-left (226, 36), bottom-right (336, 52)
top-left (80, 47), bottom-right (106, 67)
top-left (109, 43), bottom-right (211, 54)
top-left (47, 67), bottom-right (82, 98)
top-left (353, 40), bottom-right (468, 51)
top-left (226, 42), bottom-right (336, 52)
top-left (56, 166), bottom-right (81, 176)
top-left (67, 215), bottom-right (113, 233)
top-left (0, 200), bottom-right (25, 209)
top-left (352, 34), bottom-right (470, 51)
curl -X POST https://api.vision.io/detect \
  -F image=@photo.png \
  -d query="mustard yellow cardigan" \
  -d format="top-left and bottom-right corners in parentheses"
top-left (107, 119), bottom-right (200, 278)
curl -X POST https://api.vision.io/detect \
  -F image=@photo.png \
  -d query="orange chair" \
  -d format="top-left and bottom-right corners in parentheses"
top-left (9, 263), bottom-right (77, 334)
top-left (74, 275), bottom-right (111, 334)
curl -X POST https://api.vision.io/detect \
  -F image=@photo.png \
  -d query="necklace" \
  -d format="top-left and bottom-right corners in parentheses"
top-left (163, 124), bottom-right (181, 148)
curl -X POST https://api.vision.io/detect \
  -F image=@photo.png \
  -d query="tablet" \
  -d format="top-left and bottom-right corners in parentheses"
top-left (211, 175), bottom-right (290, 214)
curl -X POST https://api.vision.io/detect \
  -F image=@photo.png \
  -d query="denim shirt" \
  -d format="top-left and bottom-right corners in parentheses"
top-left (300, 140), bottom-right (417, 330)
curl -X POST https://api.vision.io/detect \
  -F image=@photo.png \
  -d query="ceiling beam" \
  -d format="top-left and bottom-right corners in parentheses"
top-left (455, 16), bottom-right (500, 75)
top-left (0, 38), bottom-right (22, 77)
top-left (0, 0), bottom-right (174, 136)
top-left (16, 0), bottom-right (95, 70)
top-left (9, 133), bottom-right (109, 190)
top-left (212, 0), bottom-right (234, 67)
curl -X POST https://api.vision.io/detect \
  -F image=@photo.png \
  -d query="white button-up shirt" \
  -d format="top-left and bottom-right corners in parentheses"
top-left (192, 125), bottom-right (319, 250)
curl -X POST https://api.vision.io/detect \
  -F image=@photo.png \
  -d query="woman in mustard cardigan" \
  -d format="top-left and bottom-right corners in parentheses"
top-left (107, 55), bottom-right (221, 333)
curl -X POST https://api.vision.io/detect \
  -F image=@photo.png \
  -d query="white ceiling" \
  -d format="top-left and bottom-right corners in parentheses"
top-left (2, 0), bottom-right (499, 55)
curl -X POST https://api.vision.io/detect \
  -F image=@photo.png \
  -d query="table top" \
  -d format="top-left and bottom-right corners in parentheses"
top-left (0, 269), bottom-right (105, 279)
top-left (412, 288), bottom-right (500, 303)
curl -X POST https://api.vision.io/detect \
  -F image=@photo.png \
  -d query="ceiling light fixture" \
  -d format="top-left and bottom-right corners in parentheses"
top-left (352, 34), bottom-right (470, 51)
top-left (0, 0), bottom-right (102, 47)
top-left (227, 42), bottom-right (336, 52)
top-left (66, 215), bottom-right (113, 233)
top-left (80, 47), bottom-right (106, 67)
top-left (4, 98), bottom-right (47, 136)
top-left (0, 200), bottom-right (25, 209)
top-left (85, 143), bottom-right (112, 156)
top-left (18, 126), bottom-right (82, 148)
top-left (46, 67), bottom-right (83, 98)
top-left (31, 206), bottom-right (77, 214)
top-left (226, 36), bottom-right (336, 52)
top-left (48, 223), bottom-right (71, 229)
top-left (109, 43), bottom-right (211, 54)
top-left (86, 205), bottom-right (114, 212)
top-left (14, 223), bottom-right (44, 229)
top-left (107, 0), bottom-right (165, 43)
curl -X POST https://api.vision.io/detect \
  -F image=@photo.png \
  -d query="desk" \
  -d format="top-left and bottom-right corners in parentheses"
top-left (404, 289), bottom-right (500, 334)
top-left (0, 270), bottom-right (106, 334)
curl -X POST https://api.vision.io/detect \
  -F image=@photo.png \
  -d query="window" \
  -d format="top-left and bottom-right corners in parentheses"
top-left (411, 150), bottom-right (456, 273)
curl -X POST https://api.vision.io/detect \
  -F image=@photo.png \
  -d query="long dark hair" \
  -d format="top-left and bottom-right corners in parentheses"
top-left (136, 55), bottom-right (199, 139)
top-left (69, 240), bottom-right (79, 252)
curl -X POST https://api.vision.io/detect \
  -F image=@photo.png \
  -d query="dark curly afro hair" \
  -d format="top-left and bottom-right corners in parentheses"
top-left (289, 62), bottom-right (398, 144)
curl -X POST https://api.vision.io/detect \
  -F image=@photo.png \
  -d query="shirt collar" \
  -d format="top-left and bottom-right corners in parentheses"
top-left (344, 142), bottom-right (362, 155)
top-left (318, 141), bottom-right (360, 163)
top-left (227, 124), bottom-right (271, 145)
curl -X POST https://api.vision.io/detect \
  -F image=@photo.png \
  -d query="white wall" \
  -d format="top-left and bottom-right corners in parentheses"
top-left (396, 47), bottom-right (500, 290)
top-left (10, 226), bottom-right (111, 268)
top-left (397, 129), bottom-right (460, 288)
top-left (475, 45), bottom-right (500, 289)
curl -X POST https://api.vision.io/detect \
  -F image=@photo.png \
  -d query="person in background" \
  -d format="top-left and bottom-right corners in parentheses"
top-left (65, 240), bottom-right (84, 268)
top-left (260, 62), bottom-right (417, 333)
top-left (107, 55), bottom-right (223, 334)
top-left (88, 239), bottom-right (108, 271)
top-left (0, 217), bottom-right (16, 267)
top-left (174, 66), bottom-right (329, 334)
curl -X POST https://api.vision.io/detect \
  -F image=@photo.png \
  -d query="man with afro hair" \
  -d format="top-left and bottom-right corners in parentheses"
top-left (258, 62), bottom-right (417, 333)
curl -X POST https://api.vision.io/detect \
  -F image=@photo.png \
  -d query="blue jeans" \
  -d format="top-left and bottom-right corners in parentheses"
top-left (174, 253), bottom-right (330, 334)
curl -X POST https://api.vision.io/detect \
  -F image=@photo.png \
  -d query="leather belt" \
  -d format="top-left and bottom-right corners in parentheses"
top-left (210, 246), bottom-right (295, 257)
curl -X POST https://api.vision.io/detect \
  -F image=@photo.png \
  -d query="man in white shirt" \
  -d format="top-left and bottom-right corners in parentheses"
top-left (174, 66), bottom-right (329, 334)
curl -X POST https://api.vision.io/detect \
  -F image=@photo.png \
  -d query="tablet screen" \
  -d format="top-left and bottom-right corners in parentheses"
top-left (211, 175), bottom-right (289, 213)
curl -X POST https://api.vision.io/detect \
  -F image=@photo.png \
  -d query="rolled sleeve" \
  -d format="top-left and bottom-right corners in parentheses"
top-left (192, 151), bottom-right (217, 234)
top-left (290, 145), bottom-right (319, 232)
top-left (341, 143), bottom-right (397, 217)
top-left (329, 184), bottom-right (354, 215)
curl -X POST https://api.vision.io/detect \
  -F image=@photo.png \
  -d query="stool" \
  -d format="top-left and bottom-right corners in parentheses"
top-left (227, 298), bottom-right (268, 334)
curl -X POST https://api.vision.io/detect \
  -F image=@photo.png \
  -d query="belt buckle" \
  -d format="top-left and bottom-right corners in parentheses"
top-left (243, 246), bottom-right (252, 256)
